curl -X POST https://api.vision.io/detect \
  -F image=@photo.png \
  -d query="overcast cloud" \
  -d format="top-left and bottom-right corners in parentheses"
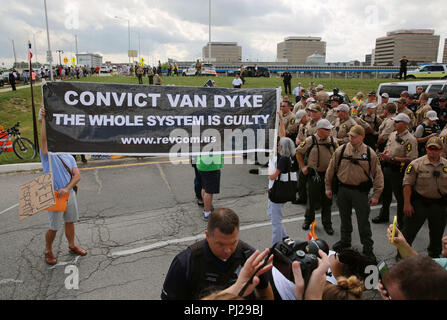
top-left (1, 0), bottom-right (446, 67)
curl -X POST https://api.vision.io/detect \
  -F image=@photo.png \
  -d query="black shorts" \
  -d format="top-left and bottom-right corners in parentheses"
top-left (199, 170), bottom-right (221, 194)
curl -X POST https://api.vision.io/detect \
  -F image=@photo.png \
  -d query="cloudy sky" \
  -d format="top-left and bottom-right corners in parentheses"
top-left (1, 0), bottom-right (446, 67)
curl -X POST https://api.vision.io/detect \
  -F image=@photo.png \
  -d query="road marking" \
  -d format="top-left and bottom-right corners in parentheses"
top-left (0, 203), bottom-right (18, 216)
top-left (49, 255), bottom-right (81, 270)
top-left (111, 203), bottom-right (396, 257)
top-left (79, 155), bottom-right (241, 171)
top-left (0, 279), bottom-right (23, 285)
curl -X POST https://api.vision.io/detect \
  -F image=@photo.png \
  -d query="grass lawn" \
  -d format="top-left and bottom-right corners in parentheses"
top-left (0, 74), bottom-right (394, 165)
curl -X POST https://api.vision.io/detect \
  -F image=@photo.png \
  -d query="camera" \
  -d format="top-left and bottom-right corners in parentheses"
top-left (272, 237), bottom-right (329, 284)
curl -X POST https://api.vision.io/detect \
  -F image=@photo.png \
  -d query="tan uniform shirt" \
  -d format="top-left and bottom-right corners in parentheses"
top-left (292, 101), bottom-right (306, 114)
top-left (376, 103), bottom-right (387, 119)
top-left (362, 113), bottom-right (382, 132)
top-left (316, 91), bottom-right (329, 105)
top-left (378, 115), bottom-right (395, 142)
top-left (325, 108), bottom-right (338, 125)
top-left (296, 133), bottom-right (337, 172)
top-left (415, 104), bottom-right (432, 127)
top-left (305, 120), bottom-right (319, 137)
top-left (384, 130), bottom-right (418, 161)
top-left (332, 117), bottom-right (358, 146)
top-left (325, 143), bottom-right (384, 199)
top-left (296, 123), bottom-right (307, 143)
top-left (283, 112), bottom-right (297, 137)
top-left (353, 116), bottom-right (372, 132)
top-left (440, 127), bottom-right (447, 158)
top-left (403, 155), bottom-right (447, 199)
top-left (397, 107), bottom-right (416, 130)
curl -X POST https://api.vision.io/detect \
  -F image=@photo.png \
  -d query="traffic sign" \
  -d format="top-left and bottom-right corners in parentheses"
top-left (63, 57), bottom-right (68, 64)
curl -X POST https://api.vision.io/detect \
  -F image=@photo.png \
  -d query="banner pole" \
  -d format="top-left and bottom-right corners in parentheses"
top-left (29, 40), bottom-right (39, 151)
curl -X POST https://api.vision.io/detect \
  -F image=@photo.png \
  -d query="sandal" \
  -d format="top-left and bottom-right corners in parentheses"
top-left (45, 251), bottom-right (57, 265)
top-left (69, 245), bottom-right (87, 256)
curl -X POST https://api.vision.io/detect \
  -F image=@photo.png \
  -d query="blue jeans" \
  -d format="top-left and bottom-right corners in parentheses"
top-left (267, 199), bottom-right (287, 246)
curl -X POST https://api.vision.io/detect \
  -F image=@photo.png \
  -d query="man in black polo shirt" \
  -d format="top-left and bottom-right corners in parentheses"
top-left (161, 208), bottom-right (273, 300)
top-left (281, 68), bottom-right (293, 95)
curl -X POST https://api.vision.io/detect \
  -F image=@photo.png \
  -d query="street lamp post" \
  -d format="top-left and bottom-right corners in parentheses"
top-left (115, 16), bottom-right (131, 65)
top-left (43, 0), bottom-right (54, 81)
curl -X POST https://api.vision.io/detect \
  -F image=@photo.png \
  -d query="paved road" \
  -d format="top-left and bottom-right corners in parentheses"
top-left (0, 156), bottom-right (433, 300)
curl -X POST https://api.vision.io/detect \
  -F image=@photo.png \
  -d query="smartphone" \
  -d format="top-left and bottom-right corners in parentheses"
top-left (391, 216), bottom-right (397, 243)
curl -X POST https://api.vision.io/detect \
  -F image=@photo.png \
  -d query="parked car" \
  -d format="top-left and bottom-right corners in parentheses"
top-left (242, 66), bottom-right (270, 77)
top-left (377, 80), bottom-right (447, 104)
top-left (406, 63), bottom-right (447, 79)
top-left (182, 63), bottom-right (217, 76)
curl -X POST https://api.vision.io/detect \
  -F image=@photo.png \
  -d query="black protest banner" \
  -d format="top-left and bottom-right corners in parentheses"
top-left (43, 82), bottom-right (278, 155)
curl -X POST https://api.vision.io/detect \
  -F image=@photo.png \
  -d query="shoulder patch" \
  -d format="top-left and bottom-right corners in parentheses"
top-left (291, 119), bottom-right (295, 124)
top-left (443, 167), bottom-right (447, 174)
top-left (406, 164), bottom-right (413, 174)
top-left (400, 140), bottom-right (405, 145)
top-left (407, 143), bottom-right (412, 151)
top-left (441, 136), bottom-right (445, 143)
top-left (343, 124), bottom-right (347, 129)
top-left (300, 141), bottom-right (306, 147)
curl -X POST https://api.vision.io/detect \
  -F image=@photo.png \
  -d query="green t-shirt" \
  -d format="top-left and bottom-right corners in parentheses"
top-left (196, 154), bottom-right (223, 171)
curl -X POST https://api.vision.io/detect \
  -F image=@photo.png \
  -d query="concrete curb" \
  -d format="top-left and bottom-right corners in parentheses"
top-left (0, 162), bottom-right (43, 174)
top-left (0, 156), bottom-right (166, 174)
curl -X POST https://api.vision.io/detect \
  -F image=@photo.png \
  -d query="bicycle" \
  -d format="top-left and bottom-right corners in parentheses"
top-left (0, 122), bottom-right (37, 160)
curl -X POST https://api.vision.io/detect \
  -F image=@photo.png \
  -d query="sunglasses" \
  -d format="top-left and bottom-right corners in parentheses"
top-left (427, 146), bottom-right (441, 151)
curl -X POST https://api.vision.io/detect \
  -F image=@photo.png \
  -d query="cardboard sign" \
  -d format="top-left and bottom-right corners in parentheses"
top-left (18, 173), bottom-right (56, 221)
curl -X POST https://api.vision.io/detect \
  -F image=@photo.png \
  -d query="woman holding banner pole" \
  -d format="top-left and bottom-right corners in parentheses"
top-left (39, 107), bottom-right (87, 265)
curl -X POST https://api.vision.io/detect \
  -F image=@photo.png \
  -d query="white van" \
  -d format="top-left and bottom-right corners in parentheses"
top-left (377, 80), bottom-right (447, 104)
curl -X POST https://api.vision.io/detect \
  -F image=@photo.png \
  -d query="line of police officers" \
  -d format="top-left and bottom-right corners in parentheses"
top-left (279, 88), bottom-right (447, 258)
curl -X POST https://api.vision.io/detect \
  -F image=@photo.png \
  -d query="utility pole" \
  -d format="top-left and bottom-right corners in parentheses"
top-left (33, 33), bottom-right (38, 64)
top-left (208, 0), bottom-right (211, 64)
top-left (12, 40), bottom-right (17, 67)
top-left (56, 50), bottom-right (64, 66)
top-left (44, 0), bottom-right (54, 81)
top-left (75, 34), bottom-right (78, 55)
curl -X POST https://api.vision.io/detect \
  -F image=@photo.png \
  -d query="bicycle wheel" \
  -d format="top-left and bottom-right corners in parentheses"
top-left (13, 137), bottom-right (36, 160)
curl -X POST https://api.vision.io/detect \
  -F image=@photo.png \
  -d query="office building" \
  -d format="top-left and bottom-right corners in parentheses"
top-left (277, 37), bottom-right (326, 65)
top-left (76, 53), bottom-right (103, 67)
top-left (202, 42), bottom-right (242, 63)
top-left (443, 39), bottom-right (447, 63)
top-left (374, 29), bottom-right (439, 66)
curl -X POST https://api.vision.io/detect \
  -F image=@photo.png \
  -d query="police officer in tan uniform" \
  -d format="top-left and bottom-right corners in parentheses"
top-left (415, 92), bottom-right (433, 128)
top-left (325, 125), bottom-right (384, 257)
top-left (402, 137), bottom-right (447, 258)
top-left (332, 104), bottom-right (358, 146)
top-left (326, 96), bottom-right (340, 125)
top-left (293, 110), bottom-right (309, 204)
top-left (376, 103), bottom-right (397, 152)
top-left (373, 113), bottom-right (418, 228)
top-left (361, 103), bottom-right (382, 148)
top-left (316, 84), bottom-right (329, 105)
top-left (396, 97), bottom-right (416, 130)
top-left (296, 119), bottom-right (338, 234)
top-left (280, 101), bottom-right (297, 140)
top-left (376, 93), bottom-right (390, 119)
top-left (440, 125), bottom-right (447, 158)
top-left (304, 103), bottom-right (323, 137)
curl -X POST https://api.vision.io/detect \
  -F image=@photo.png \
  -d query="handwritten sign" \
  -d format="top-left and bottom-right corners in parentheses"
top-left (19, 173), bottom-right (55, 221)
